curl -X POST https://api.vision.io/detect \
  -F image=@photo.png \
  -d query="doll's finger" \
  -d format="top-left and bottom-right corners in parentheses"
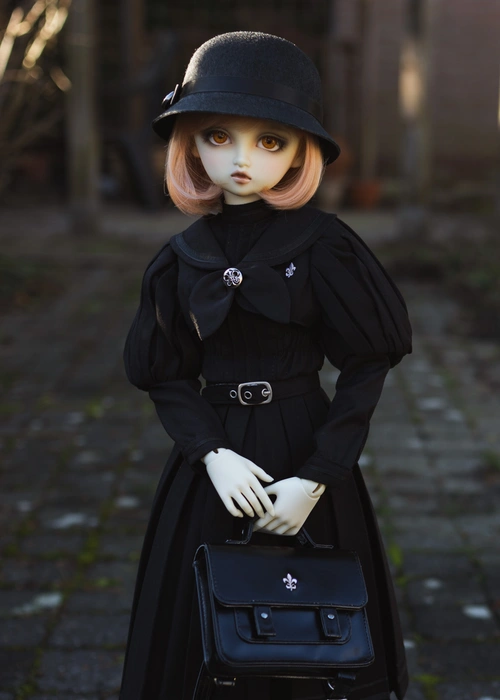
top-left (255, 509), bottom-right (273, 524)
top-left (241, 488), bottom-right (266, 519)
top-left (256, 526), bottom-right (276, 535)
top-left (274, 522), bottom-right (296, 535)
top-left (251, 490), bottom-right (270, 519)
top-left (253, 467), bottom-right (275, 483)
top-left (244, 459), bottom-right (273, 479)
top-left (253, 515), bottom-right (275, 532)
top-left (220, 494), bottom-right (244, 518)
top-left (263, 482), bottom-right (278, 496)
top-left (253, 511), bottom-right (274, 531)
top-left (248, 475), bottom-right (275, 512)
top-left (231, 492), bottom-right (256, 518)
top-left (254, 521), bottom-right (278, 535)
top-left (258, 517), bottom-right (283, 533)
top-left (252, 486), bottom-right (276, 517)
top-left (281, 525), bottom-right (300, 536)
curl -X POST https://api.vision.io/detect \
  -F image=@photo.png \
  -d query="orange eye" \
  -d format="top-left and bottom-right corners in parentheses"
top-left (260, 136), bottom-right (281, 151)
top-left (210, 130), bottom-right (228, 145)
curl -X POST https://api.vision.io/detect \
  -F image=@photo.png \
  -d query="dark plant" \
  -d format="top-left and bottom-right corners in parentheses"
top-left (0, 0), bottom-right (71, 196)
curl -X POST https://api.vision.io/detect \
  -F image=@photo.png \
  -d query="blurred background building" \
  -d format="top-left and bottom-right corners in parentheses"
top-left (1, 0), bottom-right (499, 213)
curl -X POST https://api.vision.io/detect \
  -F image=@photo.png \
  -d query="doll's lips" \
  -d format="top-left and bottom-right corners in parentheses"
top-left (231, 171), bottom-right (251, 183)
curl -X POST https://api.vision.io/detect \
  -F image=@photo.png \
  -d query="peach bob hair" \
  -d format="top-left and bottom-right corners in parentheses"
top-left (165, 113), bottom-right (325, 216)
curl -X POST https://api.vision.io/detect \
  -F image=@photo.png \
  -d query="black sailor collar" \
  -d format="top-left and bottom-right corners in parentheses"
top-left (169, 206), bottom-right (334, 340)
top-left (169, 205), bottom-right (334, 269)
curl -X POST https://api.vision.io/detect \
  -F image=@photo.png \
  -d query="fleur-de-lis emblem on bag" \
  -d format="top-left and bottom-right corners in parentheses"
top-left (285, 262), bottom-right (296, 278)
top-left (283, 573), bottom-right (297, 591)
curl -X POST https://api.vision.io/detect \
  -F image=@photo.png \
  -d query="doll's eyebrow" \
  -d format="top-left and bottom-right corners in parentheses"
top-left (200, 118), bottom-right (292, 135)
top-left (256, 119), bottom-right (297, 135)
top-left (199, 119), bottom-right (231, 131)
top-left (255, 123), bottom-right (293, 137)
top-left (258, 130), bottom-right (288, 139)
top-left (202, 124), bottom-right (228, 132)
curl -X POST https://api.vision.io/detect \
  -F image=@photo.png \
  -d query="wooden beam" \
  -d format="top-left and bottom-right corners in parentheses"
top-left (65, 0), bottom-right (99, 235)
top-left (398, 0), bottom-right (432, 235)
top-left (496, 62), bottom-right (500, 221)
top-left (359, 0), bottom-right (379, 180)
top-left (121, 0), bottom-right (145, 131)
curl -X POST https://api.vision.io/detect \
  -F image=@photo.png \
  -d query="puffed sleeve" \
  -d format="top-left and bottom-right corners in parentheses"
top-left (295, 217), bottom-right (412, 488)
top-left (124, 242), bottom-right (232, 466)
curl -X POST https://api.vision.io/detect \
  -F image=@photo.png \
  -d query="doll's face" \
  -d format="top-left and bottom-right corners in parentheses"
top-left (192, 115), bottom-right (302, 205)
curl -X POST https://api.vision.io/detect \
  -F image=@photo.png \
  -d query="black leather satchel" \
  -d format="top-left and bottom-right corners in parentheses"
top-left (192, 524), bottom-right (374, 700)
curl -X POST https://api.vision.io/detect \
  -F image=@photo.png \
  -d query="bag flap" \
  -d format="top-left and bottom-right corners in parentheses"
top-left (200, 544), bottom-right (368, 609)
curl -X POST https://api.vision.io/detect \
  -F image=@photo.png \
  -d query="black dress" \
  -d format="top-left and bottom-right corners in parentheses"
top-left (119, 199), bottom-right (412, 700)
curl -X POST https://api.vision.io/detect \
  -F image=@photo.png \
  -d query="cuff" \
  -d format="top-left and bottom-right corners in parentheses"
top-left (183, 438), bottom-right (233, 472)
top-left (296, 453), bottom-right (352, 489)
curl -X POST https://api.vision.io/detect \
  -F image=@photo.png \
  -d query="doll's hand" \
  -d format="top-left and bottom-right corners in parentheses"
top-left (253, 477), bottom-right (326, 536)
top-left (202, 448), bottom-right (276, 520)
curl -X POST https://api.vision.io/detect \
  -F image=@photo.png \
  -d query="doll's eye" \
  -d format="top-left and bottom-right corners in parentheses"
top-left (259, 135), bottom-right (284, 151)
top-left (208, 130), bottom-right (229, 145)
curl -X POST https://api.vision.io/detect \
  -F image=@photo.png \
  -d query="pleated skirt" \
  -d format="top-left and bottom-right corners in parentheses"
top-left (118, 388), bottom-right (409, 700)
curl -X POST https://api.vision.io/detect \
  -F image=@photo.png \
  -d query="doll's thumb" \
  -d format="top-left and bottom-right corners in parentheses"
top-left (263, 482), bottom-right (278, 496)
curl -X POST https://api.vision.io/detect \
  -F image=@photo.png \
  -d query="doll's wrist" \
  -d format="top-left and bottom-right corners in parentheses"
top-left (299, 477), bottom-right (326, 499)
top-left (201, 447), bottom-right (229, 466)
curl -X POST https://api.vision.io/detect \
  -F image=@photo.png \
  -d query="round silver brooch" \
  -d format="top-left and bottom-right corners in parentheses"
top-left (223, 267), bottom-right (243, 288)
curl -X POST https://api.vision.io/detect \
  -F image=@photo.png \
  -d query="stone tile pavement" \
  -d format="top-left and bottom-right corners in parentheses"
top-left (0, 206), bottom-right (499, 699)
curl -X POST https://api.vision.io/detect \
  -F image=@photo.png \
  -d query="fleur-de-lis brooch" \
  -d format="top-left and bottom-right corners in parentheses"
top-left (285, 262), bottom-right (296, 278)
top-left (283, 573), bottom-right (297, 591)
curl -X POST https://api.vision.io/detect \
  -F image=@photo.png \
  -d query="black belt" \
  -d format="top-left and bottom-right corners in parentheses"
top-left (202, 373), bottom-right (320, 406)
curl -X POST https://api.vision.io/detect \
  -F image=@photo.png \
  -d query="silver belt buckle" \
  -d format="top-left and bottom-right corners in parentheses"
top-left (237, 381), bottom-right (273, 405)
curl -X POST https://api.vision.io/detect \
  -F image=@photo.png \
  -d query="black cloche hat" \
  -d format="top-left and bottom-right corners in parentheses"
top-left (152, 31), bottom-right (341, 165)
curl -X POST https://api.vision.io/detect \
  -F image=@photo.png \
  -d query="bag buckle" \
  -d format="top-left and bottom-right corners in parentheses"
top-left (214, 678), bottom-right (236, 687)
top-left (324, 671), bottom-right (357, 699)
top-left (237, 381), bottom-right (273, 405)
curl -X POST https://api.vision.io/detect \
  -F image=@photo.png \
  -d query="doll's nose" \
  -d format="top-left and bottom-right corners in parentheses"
top-left (233, 144), bottom-right (251, 168)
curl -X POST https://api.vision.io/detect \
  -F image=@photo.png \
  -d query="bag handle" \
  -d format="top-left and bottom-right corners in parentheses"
top-left (225, 519), bottom-right (333, 549)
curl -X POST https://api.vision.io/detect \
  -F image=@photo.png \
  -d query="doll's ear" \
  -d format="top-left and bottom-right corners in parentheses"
top-left (290, 150), bottom-right (304, 169)
top-left (290, 139), bottom-right (304, 169)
